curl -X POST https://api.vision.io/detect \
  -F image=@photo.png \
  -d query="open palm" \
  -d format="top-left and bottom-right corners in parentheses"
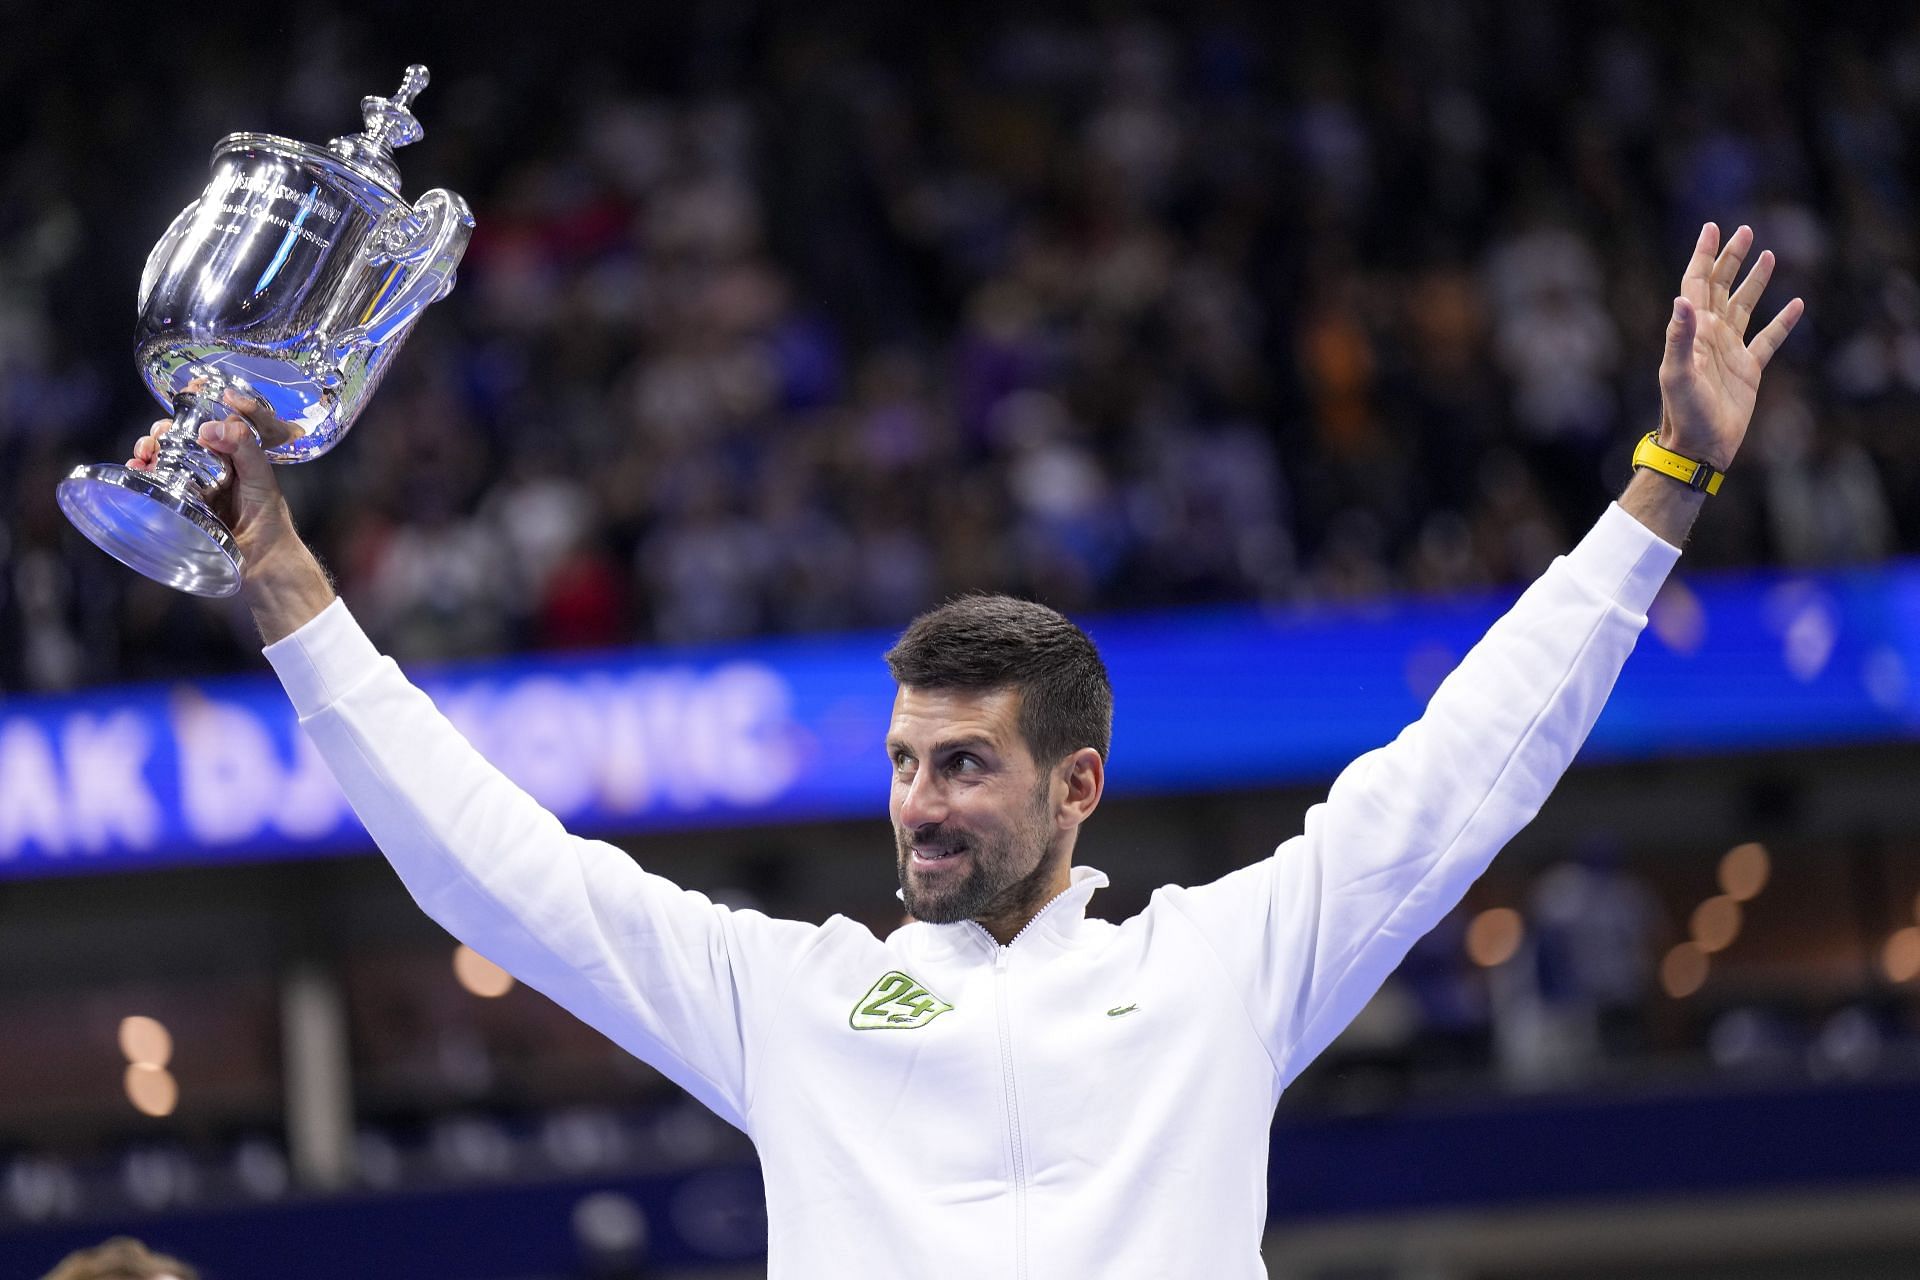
top-left (1659, 223), bottom-right (1804, 472)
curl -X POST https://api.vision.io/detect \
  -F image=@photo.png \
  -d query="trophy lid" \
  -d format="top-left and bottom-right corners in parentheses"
top-left (327, 65), bottom-right (433, 191)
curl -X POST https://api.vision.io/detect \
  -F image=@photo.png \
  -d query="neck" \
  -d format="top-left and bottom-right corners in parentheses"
top-left (973, 842), bottom-right (1076, 945)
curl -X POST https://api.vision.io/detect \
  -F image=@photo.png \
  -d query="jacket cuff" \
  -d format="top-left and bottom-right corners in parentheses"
top-left (262, 597), bottom-right (386, 717)
top-left (1563, 502), bottom-right (1682, 617)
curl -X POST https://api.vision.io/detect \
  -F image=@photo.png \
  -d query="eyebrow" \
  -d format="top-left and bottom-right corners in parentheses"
top-left (887, 734), bottom-right (998, 759)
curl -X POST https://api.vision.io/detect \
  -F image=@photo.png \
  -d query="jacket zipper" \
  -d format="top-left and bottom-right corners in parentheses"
top-left (974, 892), bottom-right (1070, 1280)
top-left (993, 945), bottom-right (1027, 1280)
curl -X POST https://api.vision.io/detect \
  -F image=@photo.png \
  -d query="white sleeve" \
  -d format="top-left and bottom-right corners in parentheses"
top-left (265, 604), bottom-right (822, 1130)
top-left (1160, 503), bottom-right (1679, 1086)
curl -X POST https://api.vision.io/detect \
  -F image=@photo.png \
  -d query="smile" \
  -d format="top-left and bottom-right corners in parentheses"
top-left (911, 844), bottom-right (968, 866)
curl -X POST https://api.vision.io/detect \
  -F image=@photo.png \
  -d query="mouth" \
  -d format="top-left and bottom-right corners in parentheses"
top-left (910, 842), bottom-right (969, 869)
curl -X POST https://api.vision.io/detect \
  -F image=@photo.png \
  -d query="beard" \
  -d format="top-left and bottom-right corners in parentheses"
top-left (894, 785), bottom-right (1059, 927)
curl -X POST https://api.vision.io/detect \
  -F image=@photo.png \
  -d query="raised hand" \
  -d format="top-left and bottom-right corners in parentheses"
top-left (127, 386), bottom-right (336, 640)
top-left (128, 386), bottom-right (300, 568)
top-left (1659, 222), bottom-right (1804, 472)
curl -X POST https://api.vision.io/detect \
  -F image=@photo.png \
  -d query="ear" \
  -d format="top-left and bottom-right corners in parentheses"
top-left (1054, 747), bottom-right (1105, 828)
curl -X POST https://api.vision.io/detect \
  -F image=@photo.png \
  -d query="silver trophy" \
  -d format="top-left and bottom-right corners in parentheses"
top-left (57, 65), bottom-right (474, 597)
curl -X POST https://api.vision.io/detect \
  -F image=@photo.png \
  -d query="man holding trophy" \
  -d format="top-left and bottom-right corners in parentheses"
top-left (81, 67), bottom-right (1805, 1280)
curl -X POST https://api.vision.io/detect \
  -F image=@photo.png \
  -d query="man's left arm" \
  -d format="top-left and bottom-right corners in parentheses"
top-left (1163, 224), bottom-right (1802, 1084)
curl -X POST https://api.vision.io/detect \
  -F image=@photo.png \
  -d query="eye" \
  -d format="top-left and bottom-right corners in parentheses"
top-left (947, 753), bottom-right (982, 775)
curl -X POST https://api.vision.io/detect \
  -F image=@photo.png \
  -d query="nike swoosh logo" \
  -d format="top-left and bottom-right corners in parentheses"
top-left (1106, 1004), bottom-right (1139, 1018)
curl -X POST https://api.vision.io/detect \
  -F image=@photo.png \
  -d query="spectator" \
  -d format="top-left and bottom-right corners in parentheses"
top-left (39, 1237), bottom-right (197, 1280)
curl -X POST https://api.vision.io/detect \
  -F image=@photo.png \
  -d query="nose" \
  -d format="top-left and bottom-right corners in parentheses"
top-left (897, 765), bottom-right (948, 830)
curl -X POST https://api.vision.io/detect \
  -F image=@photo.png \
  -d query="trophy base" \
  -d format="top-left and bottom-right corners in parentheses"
top-left (57, 463), bottom-right (244, 598)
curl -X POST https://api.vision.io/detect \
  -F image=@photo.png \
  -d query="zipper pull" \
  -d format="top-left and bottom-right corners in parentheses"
top-left (994, 947), bottom-right (1010, 972)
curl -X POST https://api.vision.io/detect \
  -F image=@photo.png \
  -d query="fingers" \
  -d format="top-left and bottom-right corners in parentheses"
top-left (1748, 296), bottom-right (1805, 371)
top-left (219, 387), bottom-right (299, 448)
top-left (1728, 248), bottom-right (1775, 337)
top-left (132, 415), bottom-right (253, 470)
top-left (129, 382), bottom-right (292, 492)
top-left (127, 419), bottom-right (172, 472)
top-left (1680, 222), bottom-right (1719, 305)
top-left (1684, 222), bottom-right (1800, 357)
top-left (220, 387), bottom-right (265, 424)
top-left (1706, 224), bottom-right (1754, 310)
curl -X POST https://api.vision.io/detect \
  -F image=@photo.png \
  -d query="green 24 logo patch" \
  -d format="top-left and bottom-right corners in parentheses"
top-left (849, 971), bottom-right (955, 1030)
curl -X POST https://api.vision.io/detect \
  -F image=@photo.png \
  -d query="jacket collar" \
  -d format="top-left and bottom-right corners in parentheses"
top-left (904, 865), bottom-right (1110, 961)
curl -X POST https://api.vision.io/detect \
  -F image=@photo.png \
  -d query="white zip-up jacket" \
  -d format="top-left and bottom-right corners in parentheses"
top-left (263, 503), bottom-right (1677, 1278)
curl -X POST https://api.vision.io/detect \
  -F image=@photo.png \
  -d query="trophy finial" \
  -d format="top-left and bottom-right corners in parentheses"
top-left (329, 64), bottom-right (434, 188)
top-left (392, 65), bottom-right (429, 110)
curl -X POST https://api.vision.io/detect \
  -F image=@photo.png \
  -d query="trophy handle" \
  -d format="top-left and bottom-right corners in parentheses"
top-left (329, 188), bottom-right (474, 356)
top-left (139, 199), bottom-right (202, 313)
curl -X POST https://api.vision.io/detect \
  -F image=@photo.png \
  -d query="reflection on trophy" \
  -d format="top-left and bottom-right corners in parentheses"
top-left (57, 65), bottom-right (474, 597)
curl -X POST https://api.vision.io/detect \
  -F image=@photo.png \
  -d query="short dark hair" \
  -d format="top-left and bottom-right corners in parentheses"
top-left (885, 595), bottom-right (1112, 765)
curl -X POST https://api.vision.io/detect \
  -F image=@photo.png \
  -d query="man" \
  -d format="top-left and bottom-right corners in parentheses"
top-left (131, 224), bottom-right (1799, 1276)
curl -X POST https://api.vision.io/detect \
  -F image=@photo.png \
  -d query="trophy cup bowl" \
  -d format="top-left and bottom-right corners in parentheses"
top-left (58, 64), bottom-right (474, 597)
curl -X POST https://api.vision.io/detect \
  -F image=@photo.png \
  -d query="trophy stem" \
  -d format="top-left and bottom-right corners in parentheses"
top-left (55, 370), bottom-right (245, 597)
top-left (153, 373), bottom-right (238, 499)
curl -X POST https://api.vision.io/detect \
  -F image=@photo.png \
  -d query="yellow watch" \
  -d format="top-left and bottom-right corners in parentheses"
top-left (1632, 431), bottom-right (1724, 495)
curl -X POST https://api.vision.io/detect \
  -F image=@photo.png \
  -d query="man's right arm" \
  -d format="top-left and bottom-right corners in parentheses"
top-left (267, 601), bottom-right (817, 1127)
top-left (131, 405), bottom-right (816, 1129)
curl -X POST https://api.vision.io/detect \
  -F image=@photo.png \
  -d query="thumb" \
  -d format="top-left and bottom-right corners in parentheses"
top-left (1663, 296), bottom-right (1696, 366)
top-left (196, 416), bottom-right (272, 483)
top-left (195, 416), bottom-right (285, 521)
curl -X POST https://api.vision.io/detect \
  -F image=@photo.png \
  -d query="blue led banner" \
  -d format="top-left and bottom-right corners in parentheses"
top-left (3, 560), bottom-right (1919, 878)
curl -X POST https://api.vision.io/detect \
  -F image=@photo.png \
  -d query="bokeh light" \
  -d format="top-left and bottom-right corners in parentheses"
top-left (1881, 927), bottom-right (1920, 984)
top-left (1717, 843), bottom-right (1771, 902)
top-left (118, 1015), bottom-right (173, 1068)
top-left (1648, 581), bottom-right (1707, 655)
top-left (1661, 942), bottom-right (1709, 998)
top-left (124, 1063), bottom-right (179, 1118)
top-left (1690, 895), bottom-right (1743, 953)
top-left (453, 944), bottom-right (516, 998)
top-left (1465, 907), bottom-right (1525, 968)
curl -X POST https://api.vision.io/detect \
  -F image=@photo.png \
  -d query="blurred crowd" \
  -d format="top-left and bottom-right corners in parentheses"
top-left (4, 2), bottom-right (1920, 691)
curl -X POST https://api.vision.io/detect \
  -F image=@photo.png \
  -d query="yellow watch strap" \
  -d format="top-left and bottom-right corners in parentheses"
top-left (1632, 431), bottom-right (1724, 495)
